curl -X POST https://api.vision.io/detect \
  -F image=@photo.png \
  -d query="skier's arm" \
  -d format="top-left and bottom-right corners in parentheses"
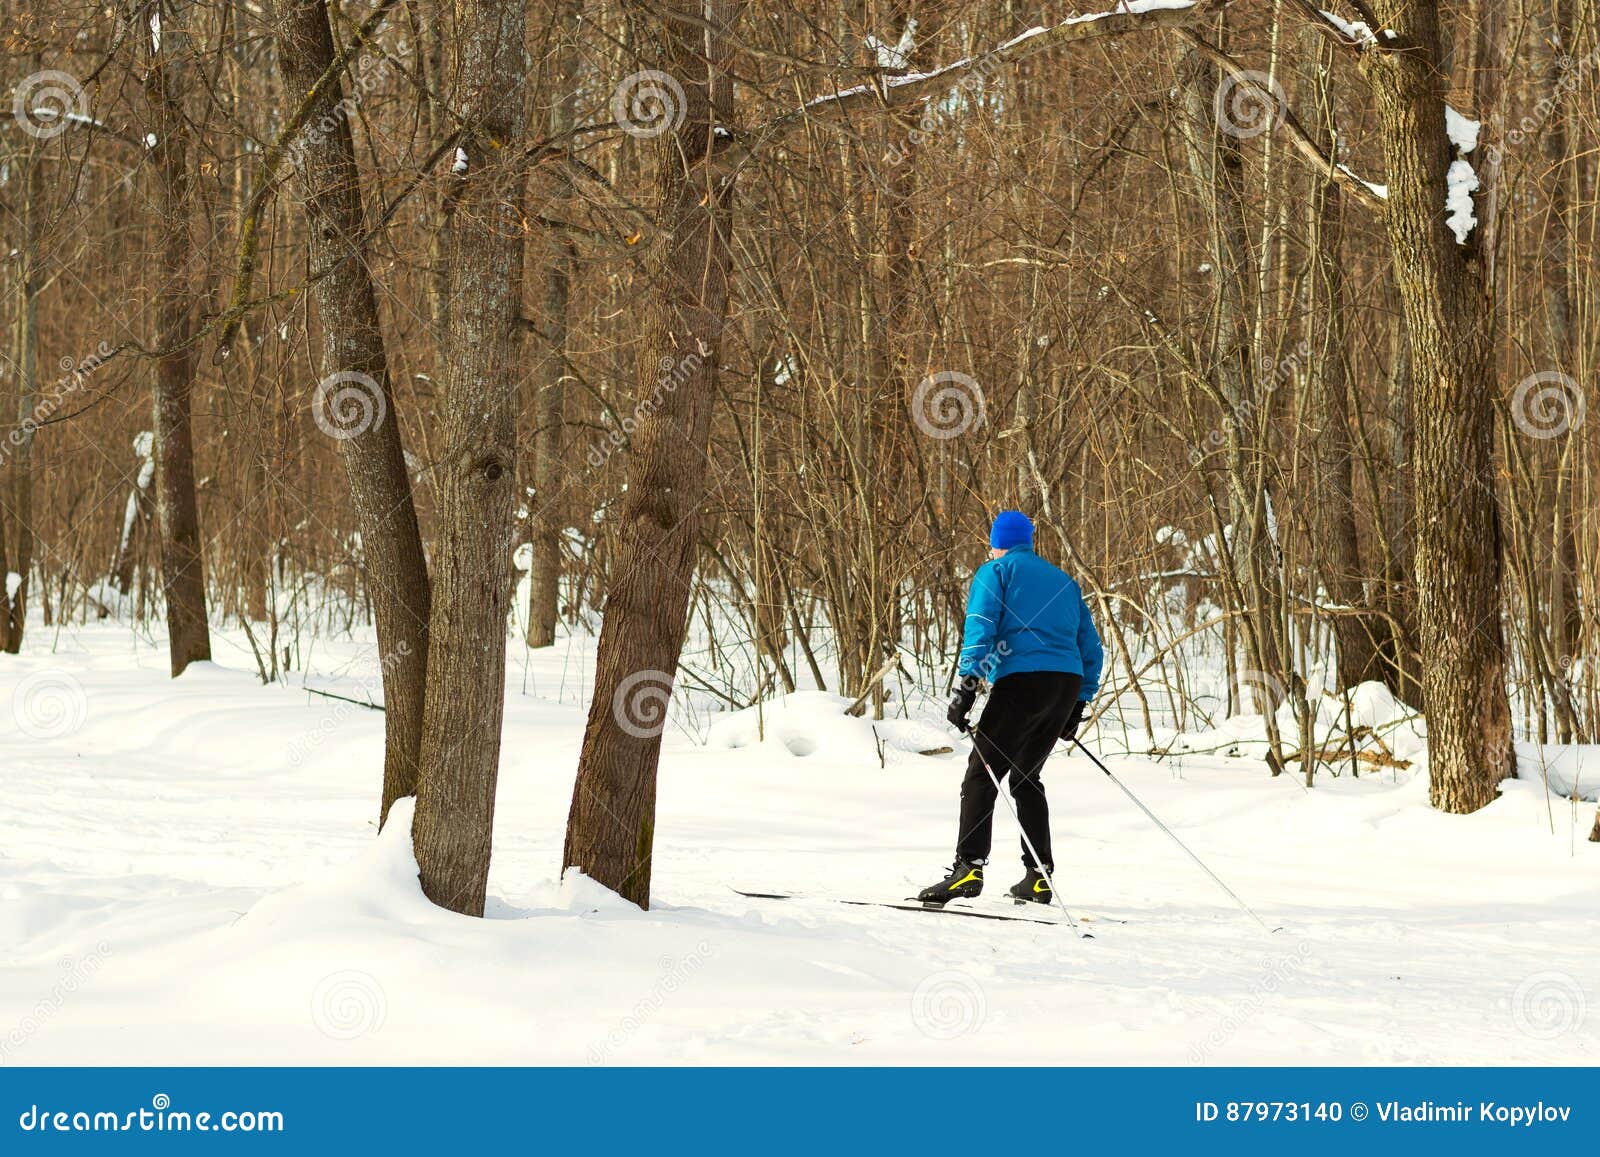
top-left (1076, 585), bottom-right (1104, 699)
top-left (956, 565), bottom-right (1003, 685)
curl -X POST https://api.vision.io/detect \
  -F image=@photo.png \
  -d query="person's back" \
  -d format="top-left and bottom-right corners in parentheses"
top-left (959, 546), bottom-right (1101, 686)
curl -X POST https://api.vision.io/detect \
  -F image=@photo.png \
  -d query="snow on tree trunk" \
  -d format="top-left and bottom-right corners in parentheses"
top-left (1362, 0), bottom-right (1514, 812)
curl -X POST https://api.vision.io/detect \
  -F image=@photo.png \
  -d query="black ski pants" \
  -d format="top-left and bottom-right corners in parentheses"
top-left (956, 670), bottom-right (1082, 871)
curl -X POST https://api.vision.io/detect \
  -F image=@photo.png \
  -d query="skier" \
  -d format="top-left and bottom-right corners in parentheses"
top-left (918, 510), bottom-right (1103, 906)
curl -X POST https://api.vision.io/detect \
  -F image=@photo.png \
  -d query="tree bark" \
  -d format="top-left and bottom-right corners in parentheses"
top-left (563, 2), bottom-right (741, 908)
top-left (271, 0), bottom-right (433, 822)
top-left (1363, 0), bottom-right (1513, 812)
top-left (526, 0), bottom-right (580, 650)
top-left (411, 0), bottom-right (528, 916)
top-left (142, 5), bottom-right (212, 677)
top-left (4, 111), bottom-right (44, 653)
top-left (1301, 36), bottom-right (1380, 689)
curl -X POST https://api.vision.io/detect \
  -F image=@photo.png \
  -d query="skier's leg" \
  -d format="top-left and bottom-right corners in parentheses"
top-left (1009, 672), bottom-right (1083, 870)
top-left (954, 677), bottom-right (1028, 863)
top-left (955, 744), bottom-right (1000, 865)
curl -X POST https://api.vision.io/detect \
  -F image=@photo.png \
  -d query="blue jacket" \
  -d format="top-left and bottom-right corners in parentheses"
top-left (957, 546), bottom-right (1104, 697)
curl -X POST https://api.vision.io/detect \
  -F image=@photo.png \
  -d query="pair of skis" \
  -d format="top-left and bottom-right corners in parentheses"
top-left (731, 888), bottom-right (1124, 928)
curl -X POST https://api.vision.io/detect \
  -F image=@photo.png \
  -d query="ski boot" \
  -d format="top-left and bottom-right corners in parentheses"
top-left (915, 858), bottom-right (984, 906)
top-left (1008, 867), bottom-right (1053, 905)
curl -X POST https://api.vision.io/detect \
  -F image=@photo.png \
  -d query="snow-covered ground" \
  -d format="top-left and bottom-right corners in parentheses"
top-left (1, 623), bottom-right (1596, 1065)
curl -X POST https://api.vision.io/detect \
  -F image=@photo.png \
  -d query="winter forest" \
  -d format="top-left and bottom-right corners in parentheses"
top-left (1, 0), bottom-right (1597, 1066)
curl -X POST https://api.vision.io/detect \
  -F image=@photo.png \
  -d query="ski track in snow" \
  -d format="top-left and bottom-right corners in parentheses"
top-left (1, 625), bottom-right (1596, 1065)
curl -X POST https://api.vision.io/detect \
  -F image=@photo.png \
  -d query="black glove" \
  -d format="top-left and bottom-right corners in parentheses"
top-left (1060, 699), bottom-right (1088, 742)
top-left (947, 683), bottom-right (978, 733)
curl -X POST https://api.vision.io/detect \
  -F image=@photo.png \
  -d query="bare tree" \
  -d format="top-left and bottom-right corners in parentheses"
top-left (138, 0), bottom-right (211, 676)
top-left (270, 0), bottom-right (433, 821)
top-left (563, 2), bottom-right (743, 907)
top-left (411, 0), bottom-right (530, 916)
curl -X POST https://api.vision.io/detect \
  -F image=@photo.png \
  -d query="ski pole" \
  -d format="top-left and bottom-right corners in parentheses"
top-left (968, 727), bottom-right (1090, 940)
top-left (1070, 738), bottom-right (1280, 935)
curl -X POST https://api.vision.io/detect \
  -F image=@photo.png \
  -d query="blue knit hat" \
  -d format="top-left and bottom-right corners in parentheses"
top-left (989, 510), bottom-right (1034, 550)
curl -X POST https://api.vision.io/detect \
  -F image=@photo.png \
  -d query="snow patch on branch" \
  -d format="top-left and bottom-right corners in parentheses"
top-left (866, 19), bottom-right (917, 71)
top-left (1336, 163), bottom-right (1387, 200)
top-left (1317, 7), bottom-right (1399, 48)
top-left (804, 1), bottom-right (1196, 111)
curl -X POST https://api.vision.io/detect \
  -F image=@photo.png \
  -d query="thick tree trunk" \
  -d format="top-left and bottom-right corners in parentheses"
top-left (563, 2), bottom-right (740, 908)
top-left (526, 0), bottom-right (580, 650)
top-left (411, 0), bottom-right (528, 916)
top-left (144, 11), bottom-right (212, 677)
top-left (272, 0), bottom-right (433, 822)
top-left (1363, 1), bottom-right (1513, 812)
